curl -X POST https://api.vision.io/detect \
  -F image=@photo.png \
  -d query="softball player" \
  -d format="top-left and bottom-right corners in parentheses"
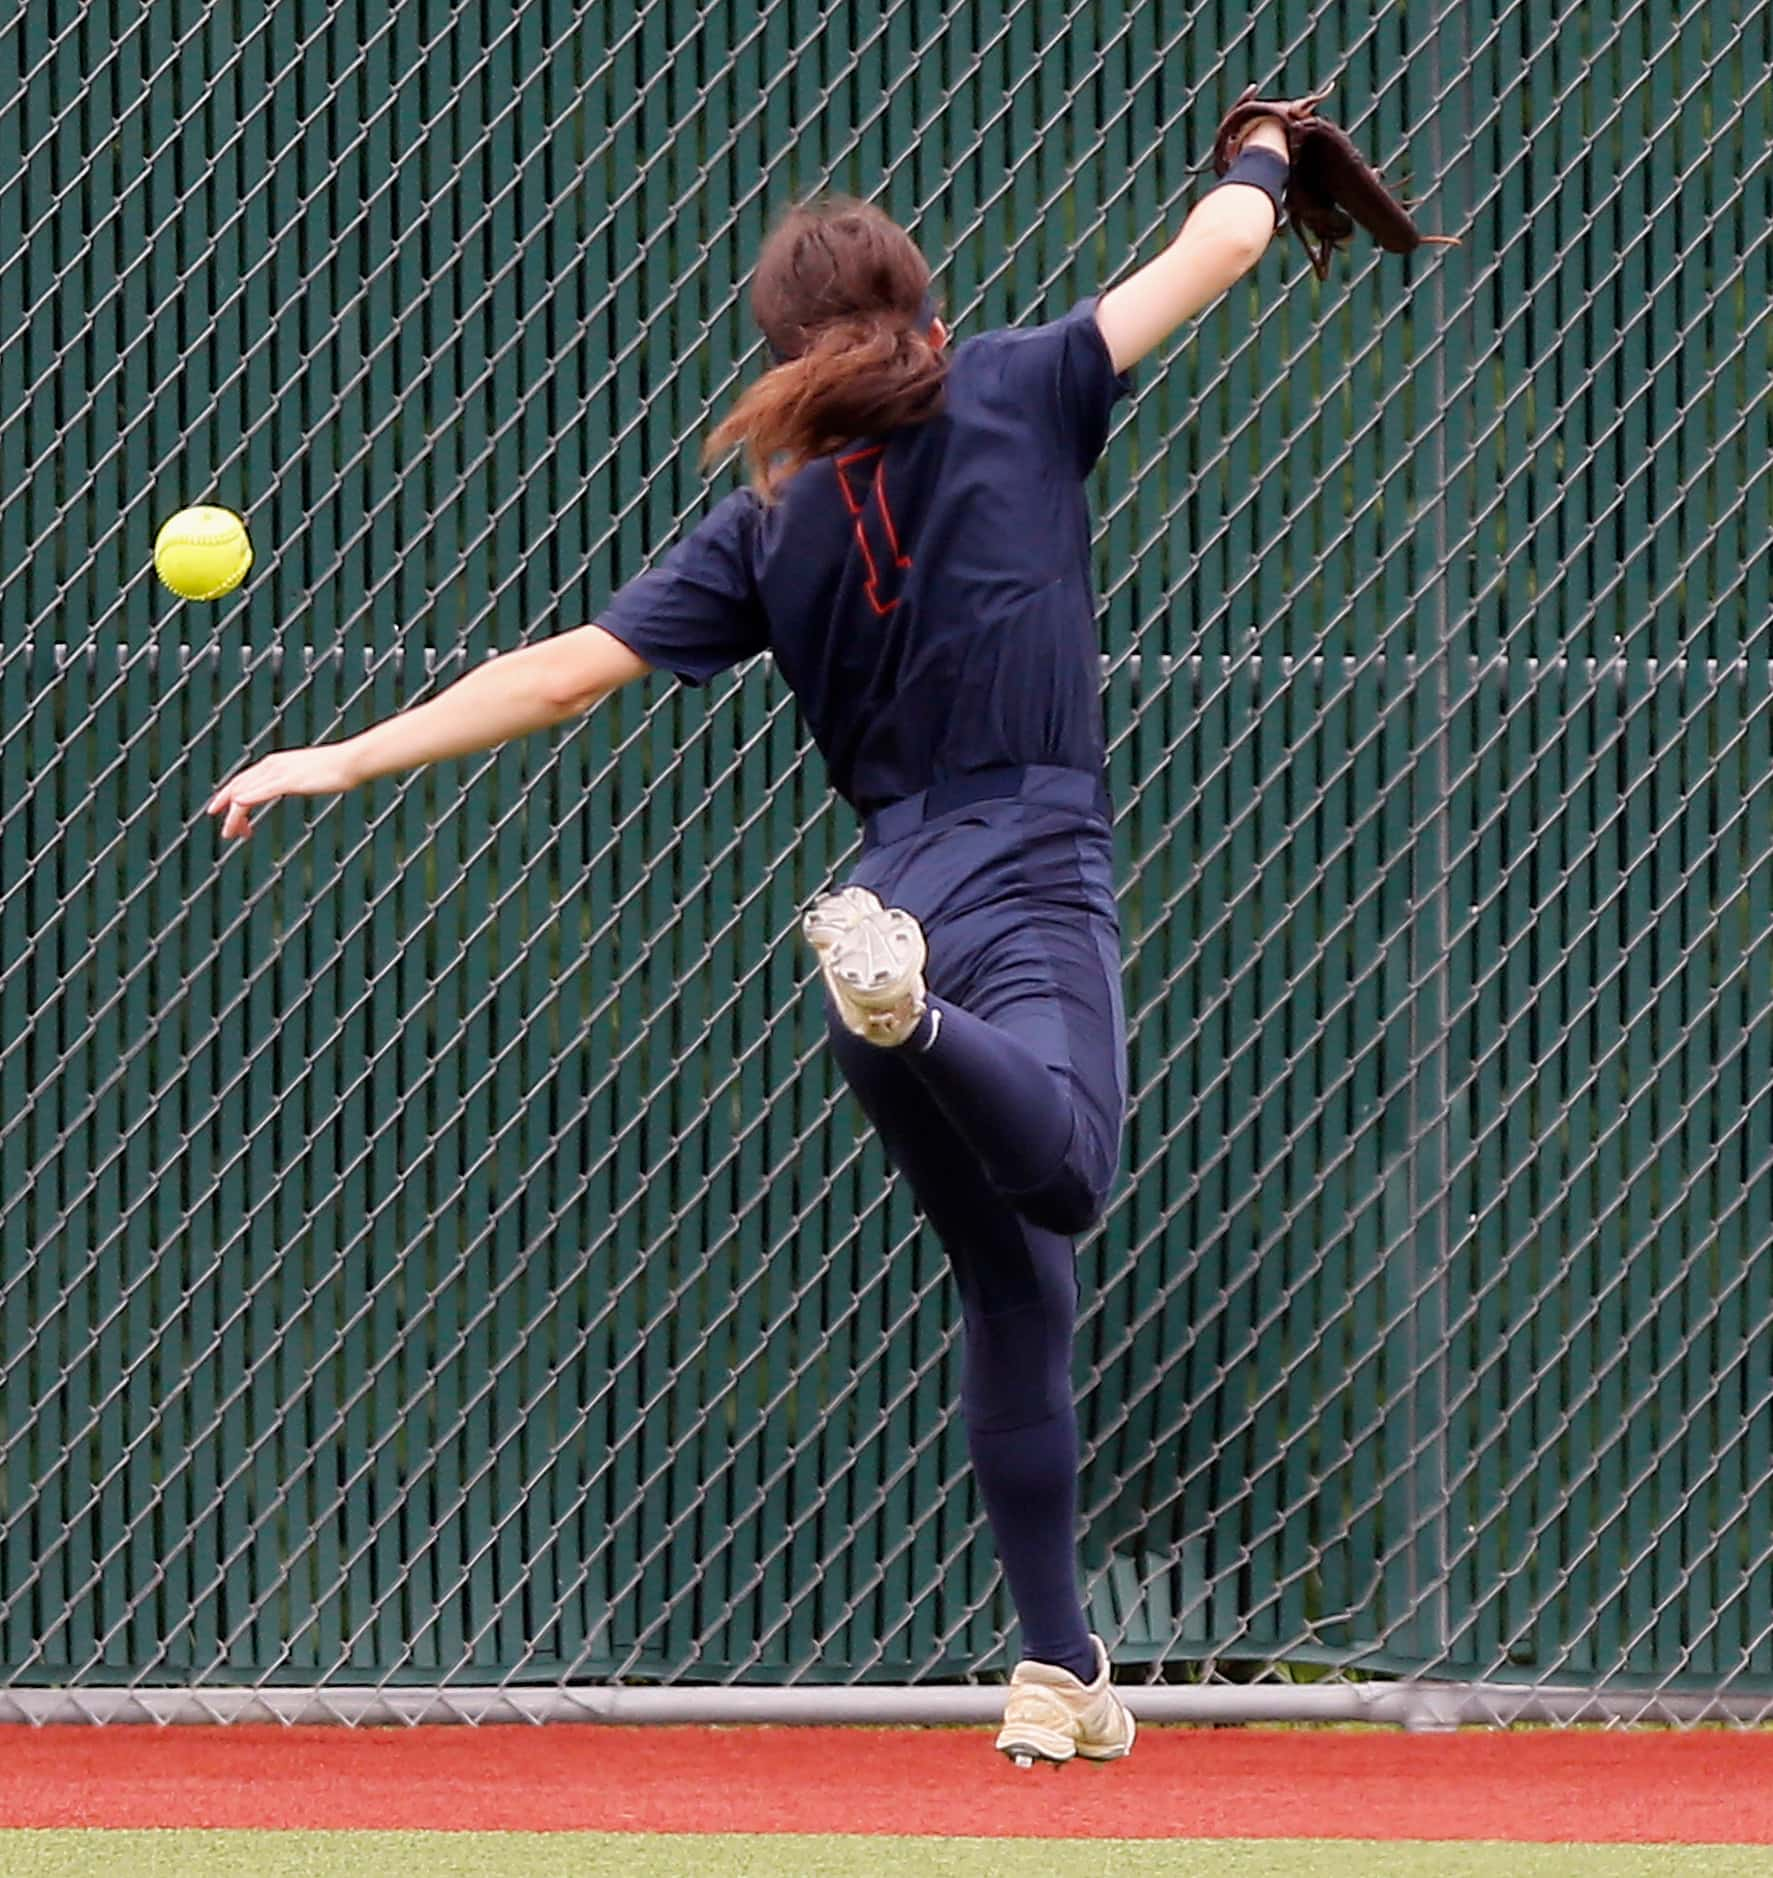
top-left (210, 109), bottom-right (1296, 1766)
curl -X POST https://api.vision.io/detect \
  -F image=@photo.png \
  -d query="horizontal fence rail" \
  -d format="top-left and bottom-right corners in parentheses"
top-left (2, 0), bottom-right (1772, 1717)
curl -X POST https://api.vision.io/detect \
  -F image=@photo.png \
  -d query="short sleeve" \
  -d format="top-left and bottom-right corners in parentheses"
top-left (984, 296), bottom-right (1133, 475)
top-left (596, 490), bottom-right (769, 685)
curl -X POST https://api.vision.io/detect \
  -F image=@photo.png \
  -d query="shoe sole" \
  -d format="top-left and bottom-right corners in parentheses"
top-left (801, 886), bottom-right (880, 950)
top-left (811, 910), bottom-right (925, 1010)
top-left (995, 1720), bottom-right (1076, 1768)
top-left (996, 1706), bottom-right (1136, 1768)
top-left (803, 893), bottom-right (927, 1038)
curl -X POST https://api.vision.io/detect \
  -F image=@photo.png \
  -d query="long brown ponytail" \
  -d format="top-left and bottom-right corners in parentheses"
top-left (704, 197), bottom-right (949, 500)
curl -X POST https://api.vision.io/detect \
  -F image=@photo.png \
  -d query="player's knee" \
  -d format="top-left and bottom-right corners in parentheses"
top-left (1011, 1164), bottom-right (1107, 1237)
top-left (1011, 1119), bottom-right (1117, 1236)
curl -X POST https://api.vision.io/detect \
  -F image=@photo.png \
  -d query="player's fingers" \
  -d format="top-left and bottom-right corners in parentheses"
top-left (228, 765), bottom-right (290, 811)
top-left (209, 774), bottom-right (256, 816)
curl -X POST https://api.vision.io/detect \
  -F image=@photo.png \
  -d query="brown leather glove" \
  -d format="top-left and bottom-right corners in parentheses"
top-left (1212, 84), bottom-right (1459, 280)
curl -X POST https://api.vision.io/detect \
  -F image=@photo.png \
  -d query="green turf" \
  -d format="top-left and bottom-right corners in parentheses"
top-left (5, 1835), bottom-right (1772, 1877)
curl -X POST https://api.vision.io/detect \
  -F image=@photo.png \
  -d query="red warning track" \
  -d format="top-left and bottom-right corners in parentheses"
top-left (0, 1725), bottom-right (1769, 1842)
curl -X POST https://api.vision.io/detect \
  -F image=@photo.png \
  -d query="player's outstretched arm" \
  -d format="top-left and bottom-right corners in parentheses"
top-left (1094, 118), bottom-right (1290, 375)
top-left (208, 623), bottom-right (650, 840)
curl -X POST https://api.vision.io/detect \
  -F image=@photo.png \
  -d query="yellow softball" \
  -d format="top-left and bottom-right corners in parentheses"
top-left (154, 505), bottom-right (253, 601)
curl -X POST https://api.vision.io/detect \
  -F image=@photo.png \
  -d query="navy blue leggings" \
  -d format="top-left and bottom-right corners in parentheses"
top-left (828, 768), bottom-right (1126, 1680)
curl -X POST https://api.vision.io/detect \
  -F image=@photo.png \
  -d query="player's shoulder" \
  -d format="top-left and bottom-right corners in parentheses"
top-left (708, 483), bottom-right (766, 525)
top-left (697, 483), bottom-right (769, 544)
top-left (667, 483), bottom-right (772, 583)
top-left (948, 299), bottom-right (1108, 393)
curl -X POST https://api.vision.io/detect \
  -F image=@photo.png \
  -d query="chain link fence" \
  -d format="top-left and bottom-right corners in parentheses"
top-left (2, 0), bottom-right (1772, 1721)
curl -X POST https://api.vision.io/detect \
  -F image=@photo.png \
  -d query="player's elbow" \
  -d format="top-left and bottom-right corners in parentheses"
top-left (537, 623), bottom-right (653, 716)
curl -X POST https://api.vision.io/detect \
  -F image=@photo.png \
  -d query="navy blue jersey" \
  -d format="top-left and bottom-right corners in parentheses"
top-left (596, 297), bottom-right (1130, 815)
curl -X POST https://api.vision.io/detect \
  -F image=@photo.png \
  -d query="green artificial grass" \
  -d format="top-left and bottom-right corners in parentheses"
top-left (5, 1834), bottom-right (1773, 1877)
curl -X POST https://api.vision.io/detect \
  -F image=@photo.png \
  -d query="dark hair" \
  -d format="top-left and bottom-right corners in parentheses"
top-left (704, 197), bottom-right (948, 499)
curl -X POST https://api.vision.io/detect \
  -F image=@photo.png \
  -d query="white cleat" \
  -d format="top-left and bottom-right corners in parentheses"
top-left (802, 887), bottom-right (928, 1048)
top-left (995, 1635), bottom-right (1136, 1769)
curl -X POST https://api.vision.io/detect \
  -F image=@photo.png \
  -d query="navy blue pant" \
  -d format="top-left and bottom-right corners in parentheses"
top-left (826, 767), bottom-right (1125, 1679)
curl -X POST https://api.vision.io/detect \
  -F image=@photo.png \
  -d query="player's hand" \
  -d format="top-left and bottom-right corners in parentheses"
top-left (1239, 115), bottom-right (1292, 158)
top-left (1225, 85), bottom-right (1335, 158)
top-left (208, 743), bottom-right (361, 841)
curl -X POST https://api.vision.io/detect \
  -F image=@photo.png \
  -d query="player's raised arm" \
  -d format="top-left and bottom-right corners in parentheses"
top-left (1097, 82), bottom-right (1461, 374)
top-left (1094, 115), bottom-right (1294, 374)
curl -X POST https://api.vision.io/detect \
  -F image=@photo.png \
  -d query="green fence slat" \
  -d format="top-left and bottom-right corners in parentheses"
top-left (6, 0), bottom-right (1773, 1707)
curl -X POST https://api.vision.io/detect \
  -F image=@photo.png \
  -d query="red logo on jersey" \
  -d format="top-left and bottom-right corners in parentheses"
top-left (835, 446), bottom-right (912, 616)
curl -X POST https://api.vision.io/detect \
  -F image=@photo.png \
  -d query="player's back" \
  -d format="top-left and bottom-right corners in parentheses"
top-left (751, 300), bottom-right (1127, 814)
